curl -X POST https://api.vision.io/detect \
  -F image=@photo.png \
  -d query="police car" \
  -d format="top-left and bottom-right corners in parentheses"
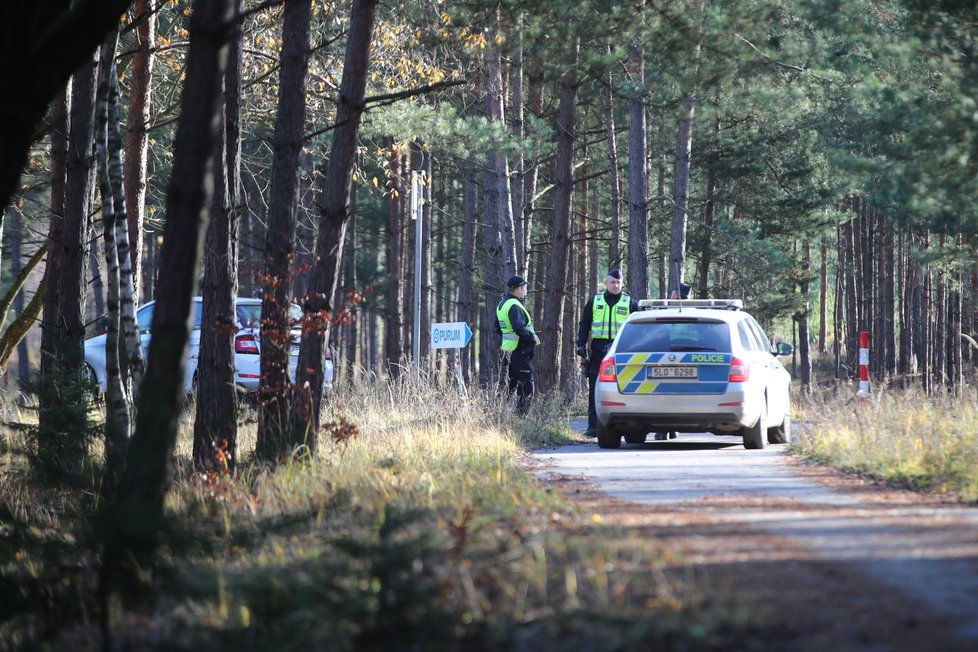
top-left (594, 299), bottom-right (792, 449)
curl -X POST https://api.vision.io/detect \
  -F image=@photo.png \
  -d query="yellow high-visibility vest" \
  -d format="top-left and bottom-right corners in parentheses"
top-left (497, 297), bottom-right (534, 352)
top-left (590, 292), bottom-right (631, 340)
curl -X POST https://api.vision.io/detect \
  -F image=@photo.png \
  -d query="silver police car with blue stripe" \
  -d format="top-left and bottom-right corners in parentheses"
top-left (594, 299), bottom-right (793, 449)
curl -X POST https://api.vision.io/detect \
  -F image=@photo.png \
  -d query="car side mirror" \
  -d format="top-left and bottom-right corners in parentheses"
top-left (775, 342), bottom-right (793, 357)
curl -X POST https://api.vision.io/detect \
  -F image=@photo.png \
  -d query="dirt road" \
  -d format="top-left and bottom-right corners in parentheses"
top-left (535, 425), bottom-right (978, 651)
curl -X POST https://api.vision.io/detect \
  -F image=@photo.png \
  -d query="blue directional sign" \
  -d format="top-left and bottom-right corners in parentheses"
top-left (431, 322), bottom-right (472, 349)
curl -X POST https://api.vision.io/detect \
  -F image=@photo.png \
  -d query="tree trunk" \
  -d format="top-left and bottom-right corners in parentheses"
top-left (538, 41), bottom-right (579, 393)
top-left (626, 44), bottom-right (649, 298)
top-left (385, 139), bottom-right (404, 377)
top-left (111, 0), bottom-right (235, 572)
top-left (668, 93), bottom-right (694, 295)
top-left (696, 105), bottom-right (719, 298)
top-left (510, 19), bottom-right (527, 274)
top-left (257, 0), bottom-right (313, 460)
top-left (124, 0), bottom-right (155, 304)
top-left (10, 207), bottom-right (31, 383)
top-left (605, 44), bottom-right (622, 268)
top-left (38, 49), bottom-right (98, 468)
top-left (95, 32), bottom-right (131, 494)
top-left (292, 0), bottom-right (378, 447)
top-left (485, 10), bottom-right (516, 277)
top-left (458, 156), bottom-right (477, 384)
top-left (194, 0), bottom-right (242, 472)
top-left (799, 242), bottom-right (812, 392)
top-left (818, 237), bottom-right (827, 354)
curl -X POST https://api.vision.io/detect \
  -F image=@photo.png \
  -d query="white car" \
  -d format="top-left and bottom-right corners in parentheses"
top-left (84, 297), bottom-right (334, 395)
top-left (594, 299), bottom-right (792, 450)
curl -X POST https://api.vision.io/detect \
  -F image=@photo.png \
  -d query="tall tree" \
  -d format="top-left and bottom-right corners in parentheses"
top-left (37, 48), bottom-right (99, 473)
top-left (124, 0), bottom-right (155, 303)
top-left (257, 0), bottom-right (314, 460)
top-left (293, 0), bottom-right (379, 447)
top-left (537, 41), bottom-right (580, 393)
top-left (668, 92), bottom-right (694, 295)
top-left (194, 0), bottom-right (243, 472)
top-left (108, 0), bottom-right (235, 573)
top-left (626, 38), bottom-right (649, 299)
top-left (95, 31), bottom-right (132, 492)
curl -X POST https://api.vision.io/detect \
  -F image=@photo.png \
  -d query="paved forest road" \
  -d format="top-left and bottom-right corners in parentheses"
top-left (535, 424), bottom-right (978, 651)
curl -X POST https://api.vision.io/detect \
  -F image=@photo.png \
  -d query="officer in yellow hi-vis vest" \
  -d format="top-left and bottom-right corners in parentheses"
top-left (576, 268), bottom-right (640, 436)
top-left (495, 274), bottom-right (540, 415)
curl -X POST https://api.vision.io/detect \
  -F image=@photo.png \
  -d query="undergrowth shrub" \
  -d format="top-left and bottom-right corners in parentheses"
top-left (793, 386), bottom-right (978, 501)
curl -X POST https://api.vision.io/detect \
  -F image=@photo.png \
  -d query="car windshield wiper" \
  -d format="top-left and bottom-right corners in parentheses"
top-left (669, 345), bottom-right (717, 351)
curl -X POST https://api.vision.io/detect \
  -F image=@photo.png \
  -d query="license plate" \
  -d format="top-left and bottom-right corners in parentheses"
top-left (648, 365), bottom-right (697, 379)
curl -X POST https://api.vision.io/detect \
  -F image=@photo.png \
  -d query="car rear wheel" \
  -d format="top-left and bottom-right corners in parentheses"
top-left (768, 413), bottom-right (791, 444)
top-left (597, 422), bottom-right (622, 449)
top-left (623, 431), bottom-right (647, 445)
top-left (742, 402), bottom-right (767, 450)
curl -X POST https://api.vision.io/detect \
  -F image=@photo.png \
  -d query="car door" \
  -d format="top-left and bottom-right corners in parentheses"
top-left (745, 316), bottom-right (790, 423)
top-left (136, 302), bottom-right (155, 359)
top-left (735, 319), bottom-right (772, 414)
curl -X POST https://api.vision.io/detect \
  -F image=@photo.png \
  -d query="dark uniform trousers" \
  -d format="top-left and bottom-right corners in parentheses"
top-left (587, 339), bottom-right (613, 430)
top-left (508, 350), bottom-right (534, 415)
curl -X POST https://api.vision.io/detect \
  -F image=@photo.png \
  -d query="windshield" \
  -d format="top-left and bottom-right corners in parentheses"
top-left (232, 303), bottom-right (303, 329)
top-left (616, 319), bottom-right (731, 353)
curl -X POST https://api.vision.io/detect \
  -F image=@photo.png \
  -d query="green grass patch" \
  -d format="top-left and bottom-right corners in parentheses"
top-left (2, 374), bottom-right (759, 650)
top-left (792, 386), bottom-right (978, 501)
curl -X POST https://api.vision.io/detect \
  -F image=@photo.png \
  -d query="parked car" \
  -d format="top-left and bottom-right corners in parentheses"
top-left (84, 297), bottom-right (334, 395)
top-left (594, 299), bottom-right (792, 450)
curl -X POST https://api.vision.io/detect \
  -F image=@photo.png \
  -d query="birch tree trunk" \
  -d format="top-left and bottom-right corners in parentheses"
top-left (292, 0), bottom-right (378, 447)
top-left (95, 32), bottom-right (131, 493)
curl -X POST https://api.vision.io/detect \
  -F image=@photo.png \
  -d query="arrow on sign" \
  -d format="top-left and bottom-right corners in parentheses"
top-left (431, 322), bottom-right (472, 349)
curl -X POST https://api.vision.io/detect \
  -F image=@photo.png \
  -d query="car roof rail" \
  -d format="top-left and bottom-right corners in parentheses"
top-left (638, 298), bottom-right (743, 310)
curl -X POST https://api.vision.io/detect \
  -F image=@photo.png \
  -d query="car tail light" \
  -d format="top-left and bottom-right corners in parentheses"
top-left (728, 357), bottom-right (749, 382)
top-left (598, 357), bottom-right (617, 382)
top-left (235, 334), bottom-right (259, 354)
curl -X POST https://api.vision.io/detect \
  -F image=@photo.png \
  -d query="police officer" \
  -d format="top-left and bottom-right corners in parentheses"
top-left (576, 268), bottom-right (639, 436)
top-left (496, 275), bottom-right (539, 415)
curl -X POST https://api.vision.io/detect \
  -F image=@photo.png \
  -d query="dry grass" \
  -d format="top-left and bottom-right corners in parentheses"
top-left (1, 373), bottom-right (754, 651)
top-left (792, 385), bottom-right (978, 501)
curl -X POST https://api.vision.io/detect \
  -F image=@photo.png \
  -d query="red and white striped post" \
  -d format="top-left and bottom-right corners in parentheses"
top-left (857, 331), bottom-right (870, 397)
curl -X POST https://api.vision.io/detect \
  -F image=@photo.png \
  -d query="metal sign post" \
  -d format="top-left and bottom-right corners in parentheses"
top-left (411, 171), bottom-right (422, 372)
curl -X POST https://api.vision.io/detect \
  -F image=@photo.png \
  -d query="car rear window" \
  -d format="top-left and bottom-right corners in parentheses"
top-left (616, 319), bottom-right (731, 353)
top-left (233, 303), bottom-right (303, 329)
